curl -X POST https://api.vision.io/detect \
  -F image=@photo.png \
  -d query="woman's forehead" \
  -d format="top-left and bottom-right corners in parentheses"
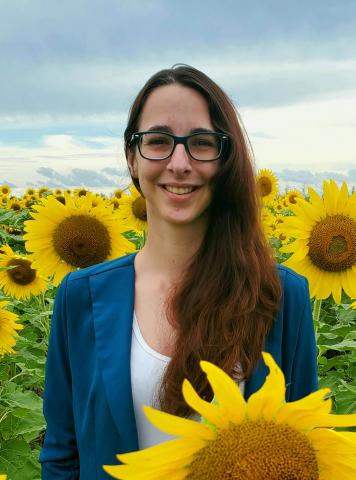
top-left (139, 84), bottom-right (213, 132)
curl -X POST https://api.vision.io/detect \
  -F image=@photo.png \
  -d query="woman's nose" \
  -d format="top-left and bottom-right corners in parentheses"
top-left (166, 144), bottom-right (192, 174)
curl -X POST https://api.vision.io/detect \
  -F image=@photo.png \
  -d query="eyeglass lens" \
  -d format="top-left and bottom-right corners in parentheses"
top-left (139, 132), bottom-right (220, 160)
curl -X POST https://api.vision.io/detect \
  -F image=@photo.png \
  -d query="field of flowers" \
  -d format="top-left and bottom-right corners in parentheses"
top-left (0, 171), bottom-right (355, 479)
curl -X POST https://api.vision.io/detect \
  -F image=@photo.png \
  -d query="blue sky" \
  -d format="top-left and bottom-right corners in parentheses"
top-left (1, 0), bottom-right (356, 194)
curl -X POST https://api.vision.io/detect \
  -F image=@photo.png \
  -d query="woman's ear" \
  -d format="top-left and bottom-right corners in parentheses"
top-left (127, 151), bottom-right (138, 178)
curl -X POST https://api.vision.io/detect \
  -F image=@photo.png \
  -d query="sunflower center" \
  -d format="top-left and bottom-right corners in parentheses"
top-left (132, 197), bottom-right (147, 221)
top-left (10, 202), bottom-right (21, 211)
top-left (258, 177), bottom-right (272, 197)
top-left (7, 258), bottom-right (37, 285)
top-left (289, 194), bottom-right (297, 204)
top-left (55, 195), bottom-right (66, 205)
top-left (52, 215), bottom-right (111, 268)
top-left (308, 215), bottom-right (356, 272)
top-left (186, 419), bottom-right (318, 479)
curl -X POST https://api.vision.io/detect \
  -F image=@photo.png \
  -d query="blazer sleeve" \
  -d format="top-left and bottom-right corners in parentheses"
top-left (39, 273), bottom-right (80, 479)
top-left (286, 274), bottom-right (318, 401)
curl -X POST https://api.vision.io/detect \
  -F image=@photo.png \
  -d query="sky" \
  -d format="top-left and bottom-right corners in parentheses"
top-left (1, 0), bottom-right (356, 195)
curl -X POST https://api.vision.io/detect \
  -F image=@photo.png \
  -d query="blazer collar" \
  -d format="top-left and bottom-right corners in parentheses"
top-left (90, 254), bottom-right (139, 453)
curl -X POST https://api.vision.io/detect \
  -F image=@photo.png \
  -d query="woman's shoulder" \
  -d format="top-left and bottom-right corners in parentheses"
top-left (275, 264), bottom-right (310, 316)
top-left (276, 264), bottom-right (309, 294)
top-left (65, 252), bottom-right (137, 284)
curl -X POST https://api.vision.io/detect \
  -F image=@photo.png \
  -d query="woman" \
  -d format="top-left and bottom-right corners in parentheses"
top-left (40, 65), bottom-right (318, 478)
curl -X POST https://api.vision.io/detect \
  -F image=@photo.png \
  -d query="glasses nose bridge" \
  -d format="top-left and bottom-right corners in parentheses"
top-left (171, 135), bottom-right (190, 157)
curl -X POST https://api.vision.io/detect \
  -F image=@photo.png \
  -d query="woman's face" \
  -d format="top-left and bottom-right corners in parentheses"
top-left (128, 84), bottom-right (219, 229)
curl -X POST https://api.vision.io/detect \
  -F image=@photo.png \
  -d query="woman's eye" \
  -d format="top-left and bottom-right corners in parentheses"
top-left (146, 136), bottom-right (170, 145)
top-left (191, 138), bottom-right (214, 147)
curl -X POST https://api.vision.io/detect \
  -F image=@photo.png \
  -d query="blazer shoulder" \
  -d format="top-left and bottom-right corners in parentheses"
top-left (277, 264), bottom-right (308, 293)
top-left (66, 252), bottom-right (137, 283)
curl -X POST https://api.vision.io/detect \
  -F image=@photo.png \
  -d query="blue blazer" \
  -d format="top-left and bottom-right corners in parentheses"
top-left (40, 253), bottom-right (318, 479)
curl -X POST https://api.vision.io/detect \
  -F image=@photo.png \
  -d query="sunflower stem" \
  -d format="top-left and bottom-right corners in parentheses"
top-left (10, 362), bottom-right (17, 379)
top-left (312, 299), bottom-right (322, 361)
top-left (312, 298), bottom-right (322, 325)
top-left (39, 292), bottom-right (50, 338)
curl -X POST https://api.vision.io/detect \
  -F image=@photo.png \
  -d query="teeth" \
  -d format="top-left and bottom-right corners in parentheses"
top-left (165, 186), bottom-right (195, 194)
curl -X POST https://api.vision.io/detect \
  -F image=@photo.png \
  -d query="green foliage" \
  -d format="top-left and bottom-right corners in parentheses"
top-left (0, 208), bottom-right (31, 254)
top-left (315, 298), bottom-right (356, 415)
top-left (0, 200), bottom-right (355, 477)
top-left (0, 281), bottom-right (56, 478)
top-left (122, 229), bottom-right (146, 250)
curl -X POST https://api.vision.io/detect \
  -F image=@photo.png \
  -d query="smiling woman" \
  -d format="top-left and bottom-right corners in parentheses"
top-left (126, 83), bottom-right (221, 228)
top-left (39, 65), bottom-right (318, 479)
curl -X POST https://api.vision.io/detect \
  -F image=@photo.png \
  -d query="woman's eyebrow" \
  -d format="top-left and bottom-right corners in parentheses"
top-left (146, 125), bottom-right (173, 133)
top-left (145, 126), bottom-right (215, 134)
top-left (190, 127), bottom-right (214, 134)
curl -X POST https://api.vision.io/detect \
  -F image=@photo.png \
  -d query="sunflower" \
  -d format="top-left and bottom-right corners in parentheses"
top-left (118, 186), bottom-right (147, 232)
top-left (109, 198), bottom-right (121, 210)
top-left (272, 198), bottom-right (285, 213)
top-left (256, 169), bottom-right (279, 203)
top-left (0, 300), bottom-right (23, 356)
top-left (113, 188), bottom-right (123, 200)
top-left (55, 195), bottom-right (66, 205)
top-left (0, 245), bottom-right (48, 300)
top-left (280, 180), bottom-right (356, 304)
top-left (86, 192), bottom-right (105, 208)
top-left (23, 193), bottom-right (136, 286)
top-left (261, 207), bottom-right (276, 239)
top-left (0, 185), bottom-right (11, 196)
top-left (285, 189), bottom-right (304, 206)
top-left (104, 352), bottom-right (356, 479)
top-left (38, 187), bottom-right (51, 197)
top-left (0, 475), bottom-right (7, 479)
top-left (23, 196), bottom-right (37, 209)
top-left (25, 188), bottom-right (36, 196)
top-left (74, 188), bottom-right (88, 197)
top-left (8, 199), bottom-right (22, 211)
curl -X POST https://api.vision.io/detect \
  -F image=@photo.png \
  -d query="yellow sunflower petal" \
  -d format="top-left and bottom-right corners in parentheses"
top-left (117, 437), bottom-right (203, 466)
top-left (247, 352), bottom-right (285, 420)
top-left (199, 360), bottom-right (247, 424)
top-left (143, 405), bottom-right (214, 441)
top-left (182, 379), bottom-right (228, 428)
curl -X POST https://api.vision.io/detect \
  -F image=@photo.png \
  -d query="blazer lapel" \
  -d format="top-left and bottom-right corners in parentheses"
top-left (90, 256), bottom-right (139, 452)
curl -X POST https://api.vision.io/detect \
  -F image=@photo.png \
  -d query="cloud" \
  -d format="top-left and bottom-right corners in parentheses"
top-left (0, 133), bottom-right (129, 196)
top-left (278, 169), bottom-right (351, 184)
top-left (36, 167), bottom-right (119, 188)
top-left (242, 93), bottom-right (356, 172)
top-left (348, 170), bottom-right (356, 181)
top-left (275, 169), bottom-right (356, 194)
top-left (101, 167), bottom-right (128, 176)
top-left (278, 169), bottom-right (318, 184)
top-left (1, 1), bottom-right (355, 115)
top-left (2, 0), bottom-right (355, 65)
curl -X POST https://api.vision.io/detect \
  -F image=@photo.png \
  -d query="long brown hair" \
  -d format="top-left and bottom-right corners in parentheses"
top-left (124, 65), bottom-right (281, 416)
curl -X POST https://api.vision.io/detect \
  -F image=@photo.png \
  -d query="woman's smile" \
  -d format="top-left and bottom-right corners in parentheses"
top-left (129, 83), bottom-right (219, 227)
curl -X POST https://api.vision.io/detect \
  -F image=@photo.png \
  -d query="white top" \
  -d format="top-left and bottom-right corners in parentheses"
top-left (130, 312), bottom-right (245, 450)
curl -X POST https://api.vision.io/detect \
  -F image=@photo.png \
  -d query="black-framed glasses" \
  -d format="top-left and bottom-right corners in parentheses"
top-left (130, 131), bottom-right (229, 161)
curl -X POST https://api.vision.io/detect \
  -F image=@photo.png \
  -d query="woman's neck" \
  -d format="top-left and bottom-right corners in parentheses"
top-left (135, 220), bottom-right (206, 283)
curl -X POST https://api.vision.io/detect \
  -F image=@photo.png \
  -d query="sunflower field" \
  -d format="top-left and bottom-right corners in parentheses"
top-left (0, 173), bottom-right (355, 479)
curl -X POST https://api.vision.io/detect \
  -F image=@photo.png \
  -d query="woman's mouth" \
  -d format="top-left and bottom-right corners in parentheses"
top-left (162, 185), bottom-right (198, 195)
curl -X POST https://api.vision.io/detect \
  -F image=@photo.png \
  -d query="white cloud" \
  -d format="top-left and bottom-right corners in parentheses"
top-left (0, 134), bottom-right (129, 195)
top-left (242, 91), bottom-right (356, 171)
